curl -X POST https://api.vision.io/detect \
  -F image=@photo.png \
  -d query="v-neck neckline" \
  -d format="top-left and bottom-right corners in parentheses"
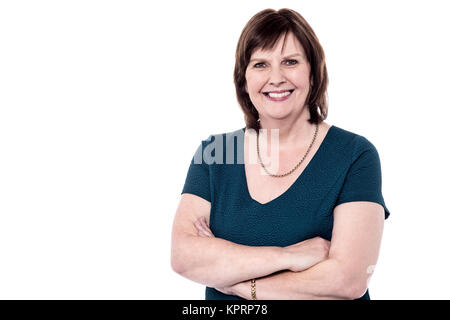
top-left (241, 124), bottom-right (335, 206)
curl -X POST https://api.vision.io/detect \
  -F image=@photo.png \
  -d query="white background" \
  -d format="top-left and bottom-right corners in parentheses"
top-left (1, 0), bottom-right (449, 299)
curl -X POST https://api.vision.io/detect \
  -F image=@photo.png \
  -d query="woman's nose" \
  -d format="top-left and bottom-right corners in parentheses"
top-left (269, 80), bottom-right (287, 87)
top-left (268, 67), bottom-right (286, 85)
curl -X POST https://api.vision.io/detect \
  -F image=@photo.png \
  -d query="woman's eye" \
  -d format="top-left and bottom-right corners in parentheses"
top-left (285, 59), bottom-right (298, 65)
top-left (253, 60), bottom-right (298, 68)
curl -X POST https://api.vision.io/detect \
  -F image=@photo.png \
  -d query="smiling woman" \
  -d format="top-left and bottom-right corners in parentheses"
top-left (171, 8), bottom-right (390, 301)
top-left (244, 32), bottom-right (312, 116)
top-left (235, 9), bottom-right (328, 131)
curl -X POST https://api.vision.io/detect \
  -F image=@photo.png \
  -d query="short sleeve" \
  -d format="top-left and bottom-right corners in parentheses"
top-left (180, 138), bottom-right (212, 202)
top-left (335, 137), bottom-right (390, 219)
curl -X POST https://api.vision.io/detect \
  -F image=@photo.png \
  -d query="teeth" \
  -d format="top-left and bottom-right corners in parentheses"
top-left (267, 91), bottom-right (291, 98)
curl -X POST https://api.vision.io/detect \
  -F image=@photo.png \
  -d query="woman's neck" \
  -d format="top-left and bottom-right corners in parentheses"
top-left (258, 114), bottom-right (317, 151)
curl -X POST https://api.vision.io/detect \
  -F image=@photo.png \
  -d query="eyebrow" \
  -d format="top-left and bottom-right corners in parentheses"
top-left (249, 53), bottom-right (303, 64)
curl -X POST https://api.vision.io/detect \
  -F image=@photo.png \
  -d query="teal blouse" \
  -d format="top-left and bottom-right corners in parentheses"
top-left (181, 125), bottom-right (390, 300)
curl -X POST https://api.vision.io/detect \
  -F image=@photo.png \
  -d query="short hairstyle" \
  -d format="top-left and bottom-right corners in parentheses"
top-left (234, 8), bottom-right (328, 130)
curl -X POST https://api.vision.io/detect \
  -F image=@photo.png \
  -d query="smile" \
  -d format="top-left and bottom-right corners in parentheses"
top-left (263, 89), bottom-right (294, 102)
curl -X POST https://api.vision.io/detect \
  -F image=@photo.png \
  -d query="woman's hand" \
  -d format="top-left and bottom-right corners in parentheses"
top-left (193, 218), bottom-right (330, 294)
top-left (194, 218), bottom-right (238, 295)
top-left (214, 285), bottom-right (235, 296)
top-left (282, 236), bottom-right (330, 272)
top-left (215, 281), bottom-right (250, 299)
top-left (194, 217), bottom-right (215, 238)
top-left (193, 217), bottom-right (330, 273)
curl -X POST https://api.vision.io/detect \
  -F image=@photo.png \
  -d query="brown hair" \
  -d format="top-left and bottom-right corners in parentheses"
top-left (234, 8), bottom-right (328, 130)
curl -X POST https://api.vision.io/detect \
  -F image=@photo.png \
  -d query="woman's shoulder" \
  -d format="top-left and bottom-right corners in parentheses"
top-left (327, 124), bottom-right (384, 167)
top-left (331, 124), bottom-right (378, 152)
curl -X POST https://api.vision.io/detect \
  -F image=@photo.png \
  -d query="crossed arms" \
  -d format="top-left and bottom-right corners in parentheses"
top-left (171, 193), bottom-right (385, 300)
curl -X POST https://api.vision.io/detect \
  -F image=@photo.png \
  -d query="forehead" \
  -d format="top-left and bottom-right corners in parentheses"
top-left (251, 32), bottom-right (306, 58)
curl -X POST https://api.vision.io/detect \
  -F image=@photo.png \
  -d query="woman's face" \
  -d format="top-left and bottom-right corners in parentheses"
top-left (245, 32), bottom-right (311, 122)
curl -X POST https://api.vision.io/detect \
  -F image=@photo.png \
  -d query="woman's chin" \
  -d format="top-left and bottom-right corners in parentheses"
top-left (263, 109), bottom-right (294, 121)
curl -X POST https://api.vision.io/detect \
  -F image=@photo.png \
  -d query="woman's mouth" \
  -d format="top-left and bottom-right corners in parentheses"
top-left (263, 89), bottom-right (294, 102)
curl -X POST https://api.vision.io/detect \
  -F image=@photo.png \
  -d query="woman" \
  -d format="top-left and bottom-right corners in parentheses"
top-left (171, 8), bottom-right (390, 300)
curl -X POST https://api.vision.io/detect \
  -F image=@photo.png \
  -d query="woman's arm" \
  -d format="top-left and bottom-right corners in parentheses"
top-left (219, 259), bottom-right (355, 299)
top-left (217, 201), bottom-right (385, 299)
top-left (171, 193), bottom-right (329, 288)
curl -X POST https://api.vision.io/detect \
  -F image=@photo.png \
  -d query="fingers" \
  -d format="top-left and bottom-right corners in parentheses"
top-left (194, 219), bottom-right (205, 236)
top-left (200, 219), bottom-right (214, 237)
top-left (200, 217), bottom-right (214, 236)
top-left (194, 217), bottom-right (214, 237)
top-left (196, 222), bottom-right (213, 237)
